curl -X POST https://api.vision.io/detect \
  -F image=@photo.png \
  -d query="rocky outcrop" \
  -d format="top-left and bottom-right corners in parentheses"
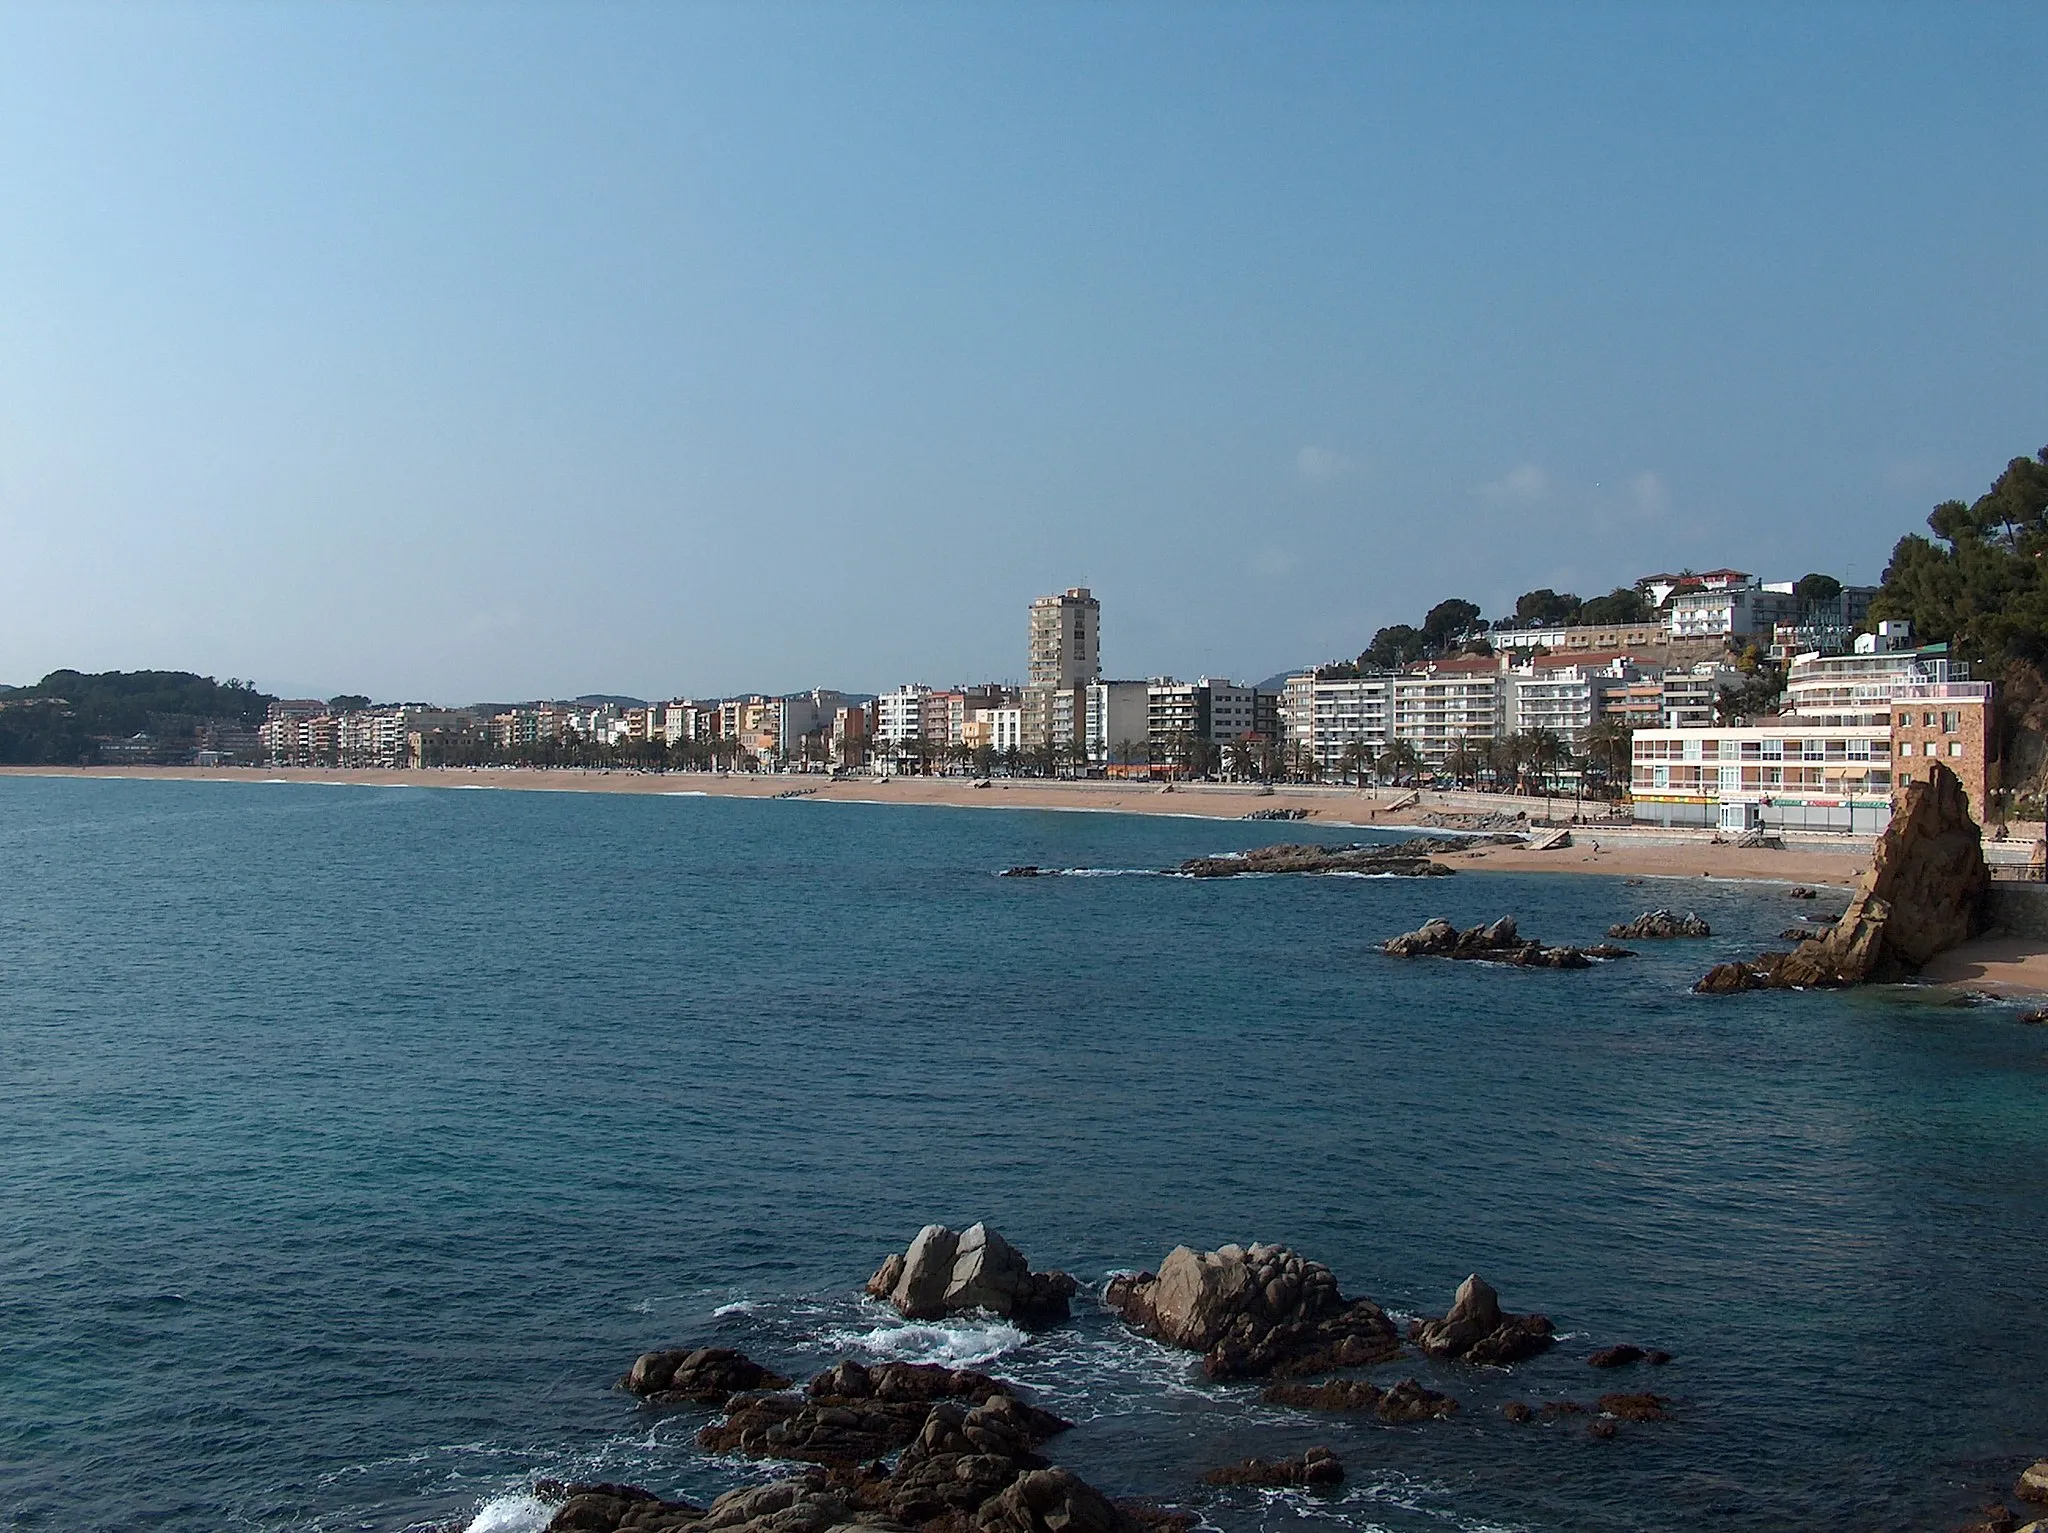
top-left (1598, 1392), bottom-right (1671, 1421)
top-left (866, 1224), bottom-right (1078, 1326)
top-left (999, 866), bottom-right (1043, 878)
top-left (1174, 840), bottom-right (1464, 878)
top-left (1259, 1376), bottom-right (1455, 1422)
top-left (1104, 1242), bottom-right (1399, 1379)
top-left (697, 1360), bottom-right (1069, 1466)
top-left (1606, 909), bottom-right (1710, 939)
top-left (1695, 762), bottom-right (1989, 992)
top-left (1200, 1447), bottom-right (1343, 1488)
top-left (621, 1348), bottom-right (791, 1404)
top-left (2020, 1461), bottom-right (2048, 1504)
top-left (1409, 1274), bottom-right (1555, 1365)
top-left (1383, 916), bottom-right (1633, 968)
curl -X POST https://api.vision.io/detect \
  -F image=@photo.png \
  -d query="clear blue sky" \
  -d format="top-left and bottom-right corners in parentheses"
top-left (3, 2), bottom-right (2043, 703)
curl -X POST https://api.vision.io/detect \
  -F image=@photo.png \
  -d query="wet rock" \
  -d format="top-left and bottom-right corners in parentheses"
top-left (1382, 915), bottom-right (1633, 969)
top-left (999, 866), bottom-right (1042, 878)
top-left (1695, 959), bottom-right (1774, 994)
top-left (1502, 1400), bottom-right (1534, 1424)
top-left (1959, 1504), bottom-right (2019, 1533)
top-left (1701, 763), bottom-right (1989, 990)
top-left (866, 1223), bottom-right (1078, 1326)
top-left (1779, 926), bottom-right (1820, 943)
top-left (2020, 1009), bottom-right (2048, 1026)
top-left (2019, 1460), bottom-right (2048, 1504)
top-left (1587, 1418), bottom-right (1618, 1440)
top-left (1104, 1242), bottom-right (1400, 1379)
top-left (1598, 1392), bottom-right (1671, 1421)
top-left (1201, 1447), bottom-right (1344, 1488)
top-left (536, 1481), bottom-right (709, 1533)
top-left (1409, 1275), bottom-right (1555, 1365)
top-left (698, 1361), bottom-right (1068, 1466)
top-left (1607, 909), bottom-right (1711, 939)
top-left (875, 1393), bottom-right (1052, 1525)
top-left (974, 1467), bottom-right (1147, 1533)
top-left (1374, 1378), bottom-right (1458, 1423)
top-left (1788, 886), bottom-right (1817, 899)
top-left (1538, 1400), bottom-right (1588, 1420)
top-left (621, 1348), bottom-right (791, 1404)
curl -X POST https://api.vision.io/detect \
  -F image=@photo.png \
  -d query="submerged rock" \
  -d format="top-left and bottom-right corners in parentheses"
top-left (1697, 762), bottom-right (1989, 991)
top-left (1104, 1242), bottom-right (1400, 1379)
top-left (1260, 1376), bottom-right (1455, 1422)
top-left (1409, 1274), bottom-right (1555, 1365)
top-left (1174, 840), bottom-right (1468, 878)
top-left (1200, 1446), bottom-right (1343, 1488)
top-left (1607, 909), bottom-right (1711, 939)
top-left (866, 1222), bottom-right (1078, 1326)
top-left (1000, 865), bottom-right (1043, 878)
top-left (1598, 1392), bottom-right (1672, 1421)
top-left (620, 1347), bottom-right (790, 1404)
top-left (1586, 1344), bottom-right (1671, 1369)
top-left (1383, 915), bottom-right (1633, 969)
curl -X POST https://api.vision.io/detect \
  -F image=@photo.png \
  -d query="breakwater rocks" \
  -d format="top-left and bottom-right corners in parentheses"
top-left (1410, 1274), bottom-right (1556, 1365)
top-left (1606, 909), bottom-right (1711, 939)
top-left (1695, 762), bottom-right (1990, 993)
top-left (1241, 807), bottom-right (1310, 821)
top-left (1103, 1242), bottom-right (1400, 1379)
top-left (1173, 840), bottom-right (1466, 878)
top-left (866, 1223), bottom-right (1077, 1327)
top-left (1383, 915), bottom-right (1634, 968)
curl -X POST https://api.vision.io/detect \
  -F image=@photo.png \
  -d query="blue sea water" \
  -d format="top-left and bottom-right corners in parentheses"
top-left (2, 775), bottom-right (2046, 1533)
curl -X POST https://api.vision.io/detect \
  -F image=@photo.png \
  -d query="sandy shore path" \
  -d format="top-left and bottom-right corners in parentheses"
top-left (1, 764), bottom-right (1870, 888)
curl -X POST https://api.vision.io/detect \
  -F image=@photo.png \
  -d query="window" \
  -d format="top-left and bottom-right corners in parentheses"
top-left (1924, 711), bottom-right (1936, 727)
top-left (1899, 741), bottom-right (1914, 756)
top-left (1950, 741), bottom-right (1964, 757)
top-left (1942, 711), bottom-right (1959, 733)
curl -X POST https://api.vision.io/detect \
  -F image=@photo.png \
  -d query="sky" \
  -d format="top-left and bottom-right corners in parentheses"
top-left (2, 2), bottom-right (2045, 704)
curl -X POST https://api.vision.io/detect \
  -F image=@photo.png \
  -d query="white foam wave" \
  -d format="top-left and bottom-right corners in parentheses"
top-left (823, 1317), bottom-right (1028, 1367)
top-left (712, 1299), bottom-right (763, 1317)
top-left (463, 1493), bottom-right (553, 1533)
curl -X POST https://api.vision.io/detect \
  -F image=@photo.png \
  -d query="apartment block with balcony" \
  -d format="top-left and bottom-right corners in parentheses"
top-left (1391, 658), bottom-right (1504, 766)
top-left (1631, 722), bottom-right (1896, 834)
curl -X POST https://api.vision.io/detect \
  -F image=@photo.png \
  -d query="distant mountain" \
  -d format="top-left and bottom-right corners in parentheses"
top-left (0, 669), bottom-right (275, 765)
top-left (1254, 670), bottom-right (1304, 693)
top-left (573, 693), bottom-right (647, 708)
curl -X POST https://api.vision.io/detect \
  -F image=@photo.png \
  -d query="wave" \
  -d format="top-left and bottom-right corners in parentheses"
top-left (820, 1315), bottom-right (1029, 1367)
top-left (463, 1493), bottom-right (553, 1533)
top-left (711, 1299), bottom-right (763, 1317)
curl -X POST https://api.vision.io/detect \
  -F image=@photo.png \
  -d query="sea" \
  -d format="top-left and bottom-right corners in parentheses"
top-left (3, 774), bottom-right (2045, 1533)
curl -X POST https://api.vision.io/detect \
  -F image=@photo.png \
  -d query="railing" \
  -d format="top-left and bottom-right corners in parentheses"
top-left (1990, 863), bottom-right (2046, 883)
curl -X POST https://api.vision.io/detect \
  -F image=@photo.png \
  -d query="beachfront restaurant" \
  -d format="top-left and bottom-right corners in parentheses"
top-left (1630, 724), bottom-right (1895, 836)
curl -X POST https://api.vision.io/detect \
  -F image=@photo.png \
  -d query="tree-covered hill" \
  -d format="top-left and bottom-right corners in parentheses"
top-left (0, 671), bottom-right (275, 765)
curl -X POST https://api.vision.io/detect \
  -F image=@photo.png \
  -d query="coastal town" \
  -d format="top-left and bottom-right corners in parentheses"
top-left (192, 568), bottom-right (1990, 842)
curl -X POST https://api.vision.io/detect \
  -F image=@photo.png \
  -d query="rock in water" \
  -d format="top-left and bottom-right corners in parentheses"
top-left (620, 1346), bottom-right (791, 1403)
top-left (1200, 1447), bottom-right (1344, 1487)
top-left (2020, 1460), bottom-right (2048, 1504)
top-left (1104, 1242), bottom-right (1399, 1379)
top-left (866, 1222), bottom-right (1078, 1325)
top-left (1695, 762), bottom-right (1989, 991)
top-left (1409, 1274), bottom-right (1555, 1364)
top-left (1382, 915), bottom-right (1632, 968)
top-left (1607, 909), bottom-right (1711, 939)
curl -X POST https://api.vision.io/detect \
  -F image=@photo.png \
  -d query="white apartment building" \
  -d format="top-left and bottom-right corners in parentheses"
top-left (1780, 625), bottom-right (1955, 726)
top-left (986, 706), bottom-right (1024, 754)
top-left (1085, 680), bottom-right (1152, 765)
top-left (1392, 659), bottom-right (1506, 765)
top-left (1507, 657), bottom-right (1649, 747)
top-left (1666, 580), bottom-right (1802, 641)
top-left (1660, 662), bottom-right (1745, 729)
top-left (875, 685), bottom-right (931, 745)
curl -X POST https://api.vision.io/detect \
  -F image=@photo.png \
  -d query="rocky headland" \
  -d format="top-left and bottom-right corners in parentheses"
top-left (1382, 915), bottom-right (1634, 968)
top-left (1696, 762), bottom-right (1989, 993)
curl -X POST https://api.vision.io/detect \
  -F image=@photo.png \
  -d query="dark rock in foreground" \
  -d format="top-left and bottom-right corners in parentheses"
top-left (1174, 840), bottom-right (1470, 878)
top-left (1696, 762), bottom-right (1989, 992)
top-left (866, 1222), bottom-right (1078, 1326)
top-left (697, 1359), bottom-right (1069, 1466)
top-left (1260, 1375), bottom-right (1455, 1422)
top-left (1607, 909), bottom-right (1710, 939)
top-left (621, 1347), bottom-right (790, 1404)
top-left (1201, 1447), bottom-right (1343, 1488)
top-left (1104, 1242), bottom-right (1400, 1379)
top-left (1383, 915), bottom-right (1633, 969)
top-left (537, 1481), bottom-right (709, 1533)
top-left (1410, 1274), bottom-right (1555, 1365)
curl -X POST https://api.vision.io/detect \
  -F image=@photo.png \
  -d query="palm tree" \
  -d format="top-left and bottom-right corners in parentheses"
top-left (1226, 735), bottom-right (1258, 783)
top-left (1337, 740), bottom-right (1371, 789)
top-left (1522, 728), bottom-right (1566, 816)
top-left (1444, 735), bottom-right (1478, 789)
top-left (1376, 740), bottom-right (1422, 786)
top-left (1583, 717), bottom-right (1634, 797)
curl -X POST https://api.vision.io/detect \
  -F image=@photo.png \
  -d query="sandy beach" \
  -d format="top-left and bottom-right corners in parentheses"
top-left (1, 764), bottom-right (1871, 888)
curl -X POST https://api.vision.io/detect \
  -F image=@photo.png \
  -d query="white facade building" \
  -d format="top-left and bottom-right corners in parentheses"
top-left (875, 686), bottom-right (931, 746)
top-left (1084, 681), bottom-right (1152, 765)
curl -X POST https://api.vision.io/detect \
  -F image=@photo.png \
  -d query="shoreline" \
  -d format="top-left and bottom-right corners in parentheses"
top-left (0, 762), bottom-right (1871, 887)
